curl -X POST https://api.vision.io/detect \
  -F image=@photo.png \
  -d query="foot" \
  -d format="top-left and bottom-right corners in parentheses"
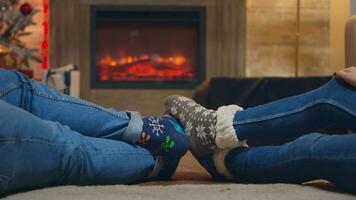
top-left (164, 95), bottom-right (244, 178)
top-left (138, 115), bottom-right (189, 158)
top-left (165, 96), bottom-right (217, 157)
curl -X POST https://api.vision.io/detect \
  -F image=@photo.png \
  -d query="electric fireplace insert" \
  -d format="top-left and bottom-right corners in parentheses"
top-left (90, 6), bottom-right (206, 88)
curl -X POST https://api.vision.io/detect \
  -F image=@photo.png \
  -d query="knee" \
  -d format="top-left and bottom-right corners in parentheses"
top-left (0, 100), bottom-right (31, 139)
top-left (315, 79), bottom-right (336, 97)
top-left (294, 133), bottom-right (325, 144)
top-left (323, 78), bottom-right (340, 88)
top-left (308, 78), bottom-right (354, 108)
top-left (285, 133), bottom-right (326, 155)
top-left (319, 78), bottom-right (351, 96)
top-left (0, 69), bottom-right (24, 94)
top-left (0, 69), bottom-right (20, 80)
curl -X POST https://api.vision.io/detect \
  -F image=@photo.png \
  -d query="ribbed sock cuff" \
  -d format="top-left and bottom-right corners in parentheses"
top-left (214, 105), bottom-right (248, 180)
top-left (213, 149), bottom-right (235, 180)
top-left (215, 105), bottom-right (245, 149)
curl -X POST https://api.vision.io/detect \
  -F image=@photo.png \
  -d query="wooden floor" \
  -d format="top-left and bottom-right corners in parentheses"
top-left (141, 152), bottom-right (330, 186)
top-left (140, 152), bottom-right (218, 185)
top-left (172, 152), bottom-right (211, 182)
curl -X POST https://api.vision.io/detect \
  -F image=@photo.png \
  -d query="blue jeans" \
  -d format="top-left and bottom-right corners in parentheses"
top-left (0, 69), bottom-right (158, 195)
top-left (227, 78), bottom-right (356, 193)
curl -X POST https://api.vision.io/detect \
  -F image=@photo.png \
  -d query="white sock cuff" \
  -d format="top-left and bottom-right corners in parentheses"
top-left (215, 105), bottom-right (244, 149)
top-left (213, 149), bottom-right (235, 180)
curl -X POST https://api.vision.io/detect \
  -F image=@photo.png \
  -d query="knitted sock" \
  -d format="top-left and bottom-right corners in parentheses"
top-left (164, 95), bottom-right (245, 178)
top-left (165, 96), bottom-right (221, 157)
top-left (164, 95), bottom-right (217, 157)
top-left (138, 115), bottom-right (189, 158)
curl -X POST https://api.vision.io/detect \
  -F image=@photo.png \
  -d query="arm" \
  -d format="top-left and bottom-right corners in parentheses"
top-left (334, 66), bottom-right (356, 88)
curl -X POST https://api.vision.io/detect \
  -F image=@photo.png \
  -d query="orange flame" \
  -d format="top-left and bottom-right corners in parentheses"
top-left (97, 54), bottom-right (188, 67)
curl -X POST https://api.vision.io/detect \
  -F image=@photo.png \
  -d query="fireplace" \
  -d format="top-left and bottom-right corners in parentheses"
top-left (90, 6), bottom-right (206, 89)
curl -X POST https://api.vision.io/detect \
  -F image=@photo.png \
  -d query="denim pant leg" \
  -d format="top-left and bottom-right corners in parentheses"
top-left (0, 69), bottom-right (142, 143)
top-left (224, 133), bottom-right (356, 194)
top-left (233, 78), bottom-right (356, 144)
top-left (0, 100), bottom-right (155, 196)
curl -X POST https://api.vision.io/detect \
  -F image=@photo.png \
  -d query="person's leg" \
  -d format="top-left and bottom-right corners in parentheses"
top-left (165, 78), bottom-right (356, 154)
top-left (0, 69), bottom-right (138, 142)
top-left (164, 78), bottom-right (355, 179)
top-left (165, 78), bottom-right (356, 151)
top-left (0, 99), bottom-right (156, 196)
top-left (0, 69), bottom-right (188, 158)
top-left (224, 133), bottom-right (356, 194)
top-left (234, 78), bottom-right (356, 143)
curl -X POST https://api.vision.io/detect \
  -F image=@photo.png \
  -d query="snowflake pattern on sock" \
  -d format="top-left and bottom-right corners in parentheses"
top-left (179, 113), bottom-right (185, 122)
top-left (171, 105), bottom-right (178, 115)
top-left (141, 115), bottom-right (189, 158)
top-left (185, 121), bottom-right (193, 136)
top-left (148, 117), bottom-right (165, 136)
top-left (196, 124), bottom-right (207, 140)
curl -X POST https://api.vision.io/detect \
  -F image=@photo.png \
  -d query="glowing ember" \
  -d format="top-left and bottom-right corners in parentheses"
top-left (97, 54), bottom-right (194, 81)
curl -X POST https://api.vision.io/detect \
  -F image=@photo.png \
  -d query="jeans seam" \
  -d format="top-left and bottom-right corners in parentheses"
top-left (0, 70), bottom-right (29, 97)
top-left (0, 175), bottom-right (11, 181)
top-left (0, 175), bottom-right (11, 196)
top-left (230, 156), bottom-right (356, 171)
top-left (246, 137), bottom-right (300, 143)
top-left (0, 83), bottom-right (23, 98)
top-left (0, 138), bottom-right (151, 156)
top-left (0, 137), bottom-right (78, 146)
top-left (234, 99), bottom-right (356, 125)
top-left (31, 88), bottom-right (129, 120)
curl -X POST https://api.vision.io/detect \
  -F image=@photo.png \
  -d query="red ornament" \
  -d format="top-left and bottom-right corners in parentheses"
top-left (20, 3), bottom-right (33, 16)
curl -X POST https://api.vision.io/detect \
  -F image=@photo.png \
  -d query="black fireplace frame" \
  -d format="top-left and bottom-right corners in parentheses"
top-left (90, 5), bottom-right (206, 89)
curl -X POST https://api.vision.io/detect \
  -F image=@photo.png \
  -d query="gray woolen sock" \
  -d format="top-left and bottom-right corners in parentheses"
top-left (164, 95), bottom-right (218, 158)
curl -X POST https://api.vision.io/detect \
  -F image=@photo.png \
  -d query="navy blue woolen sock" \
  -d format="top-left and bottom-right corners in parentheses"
top-left (138, 115), bottom-right (189, 158)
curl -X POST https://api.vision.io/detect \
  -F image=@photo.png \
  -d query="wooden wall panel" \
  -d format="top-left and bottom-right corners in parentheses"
top-left (246, 0), bottom-right (330, 77)
top-left (299, 2), bottom-right (330, 76)
top-left (49, 0), bottom-right (330, 115)
top-left (246, 5), bottom-right (297, 76)
top-left (49, 0), bottom-right (246, 116)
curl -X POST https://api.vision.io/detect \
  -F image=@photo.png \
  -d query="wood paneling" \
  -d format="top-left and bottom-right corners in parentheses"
top-left (299, 5), bottom-right (330, 76)
top-left (49, 0), bottom-right (331, 114)
top-left (246, 0), bottom-right (330, 77)
top-left (246, 5), bottom-right (297, 76)
top-left (49, 0), bottom-right (246, 116)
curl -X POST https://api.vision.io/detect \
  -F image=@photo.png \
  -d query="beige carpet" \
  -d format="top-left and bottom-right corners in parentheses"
top-left (3, 184), bottom-right (356, 200)
top-left (2, 153), bottom-right (356, 200)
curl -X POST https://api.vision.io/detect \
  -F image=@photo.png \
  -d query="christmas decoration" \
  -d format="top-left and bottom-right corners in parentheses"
top-left (41, 0), bottom-right (48, 69)
top-left (0, 0), bottom-right (41, 70)
top-left (19, 2), bottom-right (32, 15)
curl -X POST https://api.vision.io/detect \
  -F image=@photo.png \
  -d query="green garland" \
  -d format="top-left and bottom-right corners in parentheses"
top-left (0, 0), bottom-right (41, 69)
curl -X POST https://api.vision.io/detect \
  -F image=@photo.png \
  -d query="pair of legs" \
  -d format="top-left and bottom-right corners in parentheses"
top-left (228, 78), bottom-right (356, 193)
top-left (1, 69), bottom-right (356, 195)
top-left (165, 77), bottom-right (356, 194)
top-left (0, 69), bottom-right (187, 196)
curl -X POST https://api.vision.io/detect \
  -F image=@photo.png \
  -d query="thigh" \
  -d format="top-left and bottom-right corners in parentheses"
top-left (0, 69), bottom-right (24, 108)
top-left (0, 100), bottom-right (155, 196)
top-left (233, 78), bottom-right (356, 144)
top-left (224, 133), bottom-right (356, 193)
top-left (0, 69), bottom-right (142, 143)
